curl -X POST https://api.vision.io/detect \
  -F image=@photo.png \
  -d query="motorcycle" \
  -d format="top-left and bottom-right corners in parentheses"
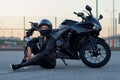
top-left (24, 5), bottom-right (111, 68)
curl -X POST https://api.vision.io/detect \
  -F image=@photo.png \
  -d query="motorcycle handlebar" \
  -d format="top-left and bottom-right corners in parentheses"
top-left (29, 21), bottom-right (33, 24)
top-left (73, 12), bottom-right (85, 20)
top-left (73, 12), bottom-right (78, 15)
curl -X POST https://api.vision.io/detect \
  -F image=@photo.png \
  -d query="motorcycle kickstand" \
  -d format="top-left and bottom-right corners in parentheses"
top-left (61, 59), bottom-right (67, 66)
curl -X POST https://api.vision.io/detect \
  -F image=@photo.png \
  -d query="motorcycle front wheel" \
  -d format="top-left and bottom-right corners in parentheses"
top-left (80, 40), bottom-right (111, 68)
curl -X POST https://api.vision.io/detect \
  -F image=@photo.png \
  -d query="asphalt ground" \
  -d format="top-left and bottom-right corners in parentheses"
top-left (0, 51), bottom-right (120, 80)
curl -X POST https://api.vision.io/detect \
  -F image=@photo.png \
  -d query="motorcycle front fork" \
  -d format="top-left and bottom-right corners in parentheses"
top-left (89, 36), bottom-right (98, 53)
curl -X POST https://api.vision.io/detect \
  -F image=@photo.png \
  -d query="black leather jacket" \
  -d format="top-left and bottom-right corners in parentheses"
top-left (27, 35), bottom-right (56, 58)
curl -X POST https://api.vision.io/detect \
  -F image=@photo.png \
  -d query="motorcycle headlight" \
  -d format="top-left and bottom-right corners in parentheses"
top-left (93, 23), bottom-right (101, 30)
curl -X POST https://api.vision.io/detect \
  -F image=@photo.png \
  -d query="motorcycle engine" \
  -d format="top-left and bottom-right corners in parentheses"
top-left (56, 38), bottom-right (68, 50)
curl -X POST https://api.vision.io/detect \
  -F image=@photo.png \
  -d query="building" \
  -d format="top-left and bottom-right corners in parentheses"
top-left (104, 34), bottom-right (120, 48)
top-left (0, 36), bottom-right (21, 49)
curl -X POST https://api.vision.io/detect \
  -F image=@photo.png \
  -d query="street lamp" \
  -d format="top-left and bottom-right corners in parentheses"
top-left (113, 0), bottom-right (115, 38)
top-left (96, 0), bottom-right (98, 19)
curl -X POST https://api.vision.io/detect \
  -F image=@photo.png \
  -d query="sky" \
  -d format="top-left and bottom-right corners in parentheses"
top-left (0, 0), bottom-right (120, 17)
top-left (0, 0), bottom-right (120, 38)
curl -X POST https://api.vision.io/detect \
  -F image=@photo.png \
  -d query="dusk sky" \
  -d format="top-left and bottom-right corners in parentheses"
top-left (0, 0), bottom-right (120, 17)
top-left (0, 0), bottom-right (120, 38)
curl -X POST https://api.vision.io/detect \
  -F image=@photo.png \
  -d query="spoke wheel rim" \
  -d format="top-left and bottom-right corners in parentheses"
top-left (84, 44), bottom-right (107, 64)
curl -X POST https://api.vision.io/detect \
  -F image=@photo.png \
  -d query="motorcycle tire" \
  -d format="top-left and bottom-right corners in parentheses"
top-left (80, 40), bottom-right (111, 68)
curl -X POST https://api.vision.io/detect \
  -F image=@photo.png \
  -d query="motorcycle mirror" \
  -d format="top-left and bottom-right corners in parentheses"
top-left (86, 5), bottom-right (92, 12)
top-left (25, 29), bottom-right (28, 31)
top-left (98, 15), bottom-right (103, 20)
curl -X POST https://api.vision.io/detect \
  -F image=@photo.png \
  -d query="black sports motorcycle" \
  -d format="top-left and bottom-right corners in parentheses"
top-left (24, 5), bottom-right (111, 68)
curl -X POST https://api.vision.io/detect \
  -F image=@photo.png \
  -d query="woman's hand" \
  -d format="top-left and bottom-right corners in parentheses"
top-left (25, 57), bottom-right (30, 61)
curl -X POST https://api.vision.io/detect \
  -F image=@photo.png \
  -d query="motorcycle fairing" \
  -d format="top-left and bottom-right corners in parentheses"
top-left (51, 26), bottom-right (69, 39)
top-left (69, 24), bottom-right (92, 34)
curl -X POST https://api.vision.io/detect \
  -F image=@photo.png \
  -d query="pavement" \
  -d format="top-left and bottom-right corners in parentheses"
top-left (0, 51), bottom-right (120, 80)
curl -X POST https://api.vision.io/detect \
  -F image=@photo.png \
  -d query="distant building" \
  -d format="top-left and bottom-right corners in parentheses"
top-left (104, 35), bottom-right (120, 47)
top-left (0, 36), bottom-right (21, 48)
top-left (0, 36), bottom-right (20, 41)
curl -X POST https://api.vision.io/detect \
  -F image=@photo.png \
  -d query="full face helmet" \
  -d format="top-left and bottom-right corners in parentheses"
top-left (38, 19), bottom-right (52, 36)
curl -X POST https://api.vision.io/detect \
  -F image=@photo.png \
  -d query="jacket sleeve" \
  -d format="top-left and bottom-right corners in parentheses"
top-left (27, 37), bottom-right (39, 47)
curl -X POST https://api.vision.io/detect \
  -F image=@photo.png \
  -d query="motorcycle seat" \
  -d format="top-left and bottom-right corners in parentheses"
top-left (61, 19), bottom-right (79, 25)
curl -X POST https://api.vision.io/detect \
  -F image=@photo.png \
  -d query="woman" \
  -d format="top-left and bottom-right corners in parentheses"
top-left (11, 19), bottom-right (56, 70)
